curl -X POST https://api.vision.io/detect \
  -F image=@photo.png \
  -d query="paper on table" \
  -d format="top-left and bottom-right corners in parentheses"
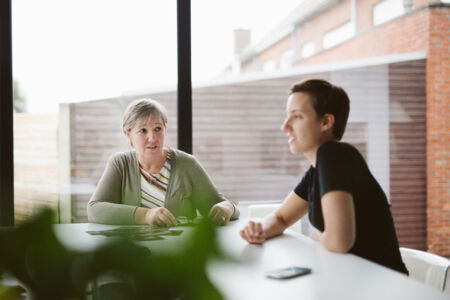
top-left (86, 226), bottom-right (183, 241)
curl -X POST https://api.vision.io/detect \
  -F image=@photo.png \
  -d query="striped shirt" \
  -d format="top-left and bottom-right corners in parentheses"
top-left (139, 152), bottom-right (171, 209)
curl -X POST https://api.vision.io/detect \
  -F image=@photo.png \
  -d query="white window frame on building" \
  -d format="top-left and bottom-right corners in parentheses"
top-left (373, 0), bottom-right (405, 26)
top-left (322, 21), bottom-right (355, 50)
top-left (280, 49), bottom-right (294, 70)
top-left (263, 59), bottom-right (276, 73)
top-left (301, 41), bottom-right (315, 59)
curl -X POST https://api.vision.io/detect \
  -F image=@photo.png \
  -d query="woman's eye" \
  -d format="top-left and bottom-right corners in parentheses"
top-left (155, 127), bottom-right (162, 132)
top-left (139, 129), bottom-right (147, 134)
top-left (294, 115), bottom-right (301, 120)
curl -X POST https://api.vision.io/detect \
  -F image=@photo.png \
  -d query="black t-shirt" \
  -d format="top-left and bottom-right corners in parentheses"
top-left (294, 141), bottom-right (408, 274)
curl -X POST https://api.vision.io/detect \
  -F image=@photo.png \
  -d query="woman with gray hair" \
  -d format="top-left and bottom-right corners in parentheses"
top-left (87, 98), bottom-right (239, 226)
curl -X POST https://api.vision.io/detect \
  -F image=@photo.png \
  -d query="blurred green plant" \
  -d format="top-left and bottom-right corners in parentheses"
top-left (0, 209), bottom-right (224, 300)
top-left (0, 283), bottom-right (25, 300)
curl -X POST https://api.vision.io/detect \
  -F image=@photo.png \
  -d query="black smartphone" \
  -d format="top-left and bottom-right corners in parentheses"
top-left (265, 266), bottom-right (312, 279)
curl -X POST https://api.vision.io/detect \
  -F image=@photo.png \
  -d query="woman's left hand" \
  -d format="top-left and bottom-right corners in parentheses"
top-left (208, 201), bottom-right (234, 225)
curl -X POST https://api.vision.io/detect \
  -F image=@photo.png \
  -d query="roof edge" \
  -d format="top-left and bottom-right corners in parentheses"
top-left (122, 51), bottom-right (426, 96)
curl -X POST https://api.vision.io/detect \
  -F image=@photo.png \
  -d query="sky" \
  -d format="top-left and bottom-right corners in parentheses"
top-left (12, 0), bottom-right (301, 113)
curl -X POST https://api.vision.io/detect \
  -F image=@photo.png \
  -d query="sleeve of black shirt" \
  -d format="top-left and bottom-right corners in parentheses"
top-left (294, 167), bottom-right (311, 202)
top-left (316, 142), bottom-right (353, 198)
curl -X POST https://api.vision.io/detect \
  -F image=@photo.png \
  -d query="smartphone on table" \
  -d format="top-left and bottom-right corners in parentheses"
top-left (265, 266), bottom-right (311, 279)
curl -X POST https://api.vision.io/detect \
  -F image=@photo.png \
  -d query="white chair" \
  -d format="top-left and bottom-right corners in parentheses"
top-left (247, 204), bottom-right (302, 234)
top-left (400, 247), bottom-right (450, 293)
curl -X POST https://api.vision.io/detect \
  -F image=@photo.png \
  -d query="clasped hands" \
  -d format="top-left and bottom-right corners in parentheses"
top-left (143, 201), bottom-right (234, 227)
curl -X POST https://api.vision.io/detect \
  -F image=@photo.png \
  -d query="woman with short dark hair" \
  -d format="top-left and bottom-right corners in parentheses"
top-left (240, 78), bottom-right (407, 274)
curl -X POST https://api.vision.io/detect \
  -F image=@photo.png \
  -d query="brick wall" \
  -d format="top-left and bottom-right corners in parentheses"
top-left (356, 0), bottom-right (378, 32)
top-left (260, 0), bottom-right (351, 66)
top-left (259, 35), bottom-right (292, 67)
top-left (295, 0), bottom-right (351, 59)
top-left (314, 0), bottom-right (351, 34)
top-left (260, 1), bottom-right (440, 66)
top-left (426, 5), bottom-right (450, 256)
top-left (293, 20), bottom-right (322, 58)
top-left (415, 0), bottom-right (438, 8)
top-left (294, 7), bottom-right (429, 65)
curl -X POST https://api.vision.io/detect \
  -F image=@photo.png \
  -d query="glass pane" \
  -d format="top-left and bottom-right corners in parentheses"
top-left (12, 0), bottom-right (177, 223)
top-left (190, 0), bottom-right (303, 211)
top-left (189, 0), bottom-right (428, 249)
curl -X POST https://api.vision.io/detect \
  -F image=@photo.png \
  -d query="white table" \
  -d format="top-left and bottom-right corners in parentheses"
top-left (54, 219), bottom-right (448, 300)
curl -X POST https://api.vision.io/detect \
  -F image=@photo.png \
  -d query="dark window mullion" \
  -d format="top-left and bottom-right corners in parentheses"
top-left (0, 0), bottom-right (14, 226)
top-left (177, 0), bottom-right (192, 154)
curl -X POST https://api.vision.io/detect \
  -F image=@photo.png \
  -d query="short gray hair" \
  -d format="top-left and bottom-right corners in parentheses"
top-left (122, 98), bottom-right (168, 132)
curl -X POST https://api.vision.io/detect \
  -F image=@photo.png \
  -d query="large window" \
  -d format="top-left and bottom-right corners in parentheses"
top-left (12, 0), bottom-right (177, 223)
top-left (185, 0), bottom-right (428, 248)
top-left (8, 1), bottom-right (432, 251)
top-left (190, 0), bottom-right (302, 212)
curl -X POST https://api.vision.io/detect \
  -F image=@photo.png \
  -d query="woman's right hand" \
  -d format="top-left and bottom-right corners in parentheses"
top-left (240, 221), bottom-right (266, 244)
top-left (144, 207), bottom-right (178, 227)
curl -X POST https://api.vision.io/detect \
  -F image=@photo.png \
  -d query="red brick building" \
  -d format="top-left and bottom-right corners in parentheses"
top-left (232, 0), bottom-right (449, 256)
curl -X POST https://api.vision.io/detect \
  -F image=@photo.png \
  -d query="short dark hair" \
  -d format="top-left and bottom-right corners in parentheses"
top-left (289, 78), bottom-right (350, 140)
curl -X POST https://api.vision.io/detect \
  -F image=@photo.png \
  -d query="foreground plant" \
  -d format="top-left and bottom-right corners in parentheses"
top-left (0, 209), bottom-right (223, 300)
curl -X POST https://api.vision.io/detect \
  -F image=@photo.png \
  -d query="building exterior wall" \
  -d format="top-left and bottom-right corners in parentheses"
top-left (426, 5), bottom-right (450, 256)
top-left (356, 0), bottom-right (379, 32)
top-left (254, 1), bottom-right (442, 68)
top-left (295, 0), bottom-right (352, 60)
top-left (294, 7), bottom-right (429, 66)
top-left (259, 35), bottom-right (293, 68)
top-left (311, 0), bottom-right (351, 34)
top-left (415, 0), bottom-right (439, 8)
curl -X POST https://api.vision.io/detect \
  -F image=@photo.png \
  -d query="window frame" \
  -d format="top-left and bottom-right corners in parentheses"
top-left (0, 0), bottom-right (14, 226)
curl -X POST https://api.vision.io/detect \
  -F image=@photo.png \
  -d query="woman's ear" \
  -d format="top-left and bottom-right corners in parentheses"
top-left (321, 114), bottom-right (335, 132)
top-left (124, 130), bottom-right (133, 146)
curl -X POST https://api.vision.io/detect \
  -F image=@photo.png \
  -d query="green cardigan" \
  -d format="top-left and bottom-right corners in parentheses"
top-left (87, 148), bottom-right (239, 224)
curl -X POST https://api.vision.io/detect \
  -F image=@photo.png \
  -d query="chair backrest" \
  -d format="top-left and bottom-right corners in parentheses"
top-left (247, 204), bottom-right (302, 234)
top-left (400, 247), bottom-right (450, 292)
